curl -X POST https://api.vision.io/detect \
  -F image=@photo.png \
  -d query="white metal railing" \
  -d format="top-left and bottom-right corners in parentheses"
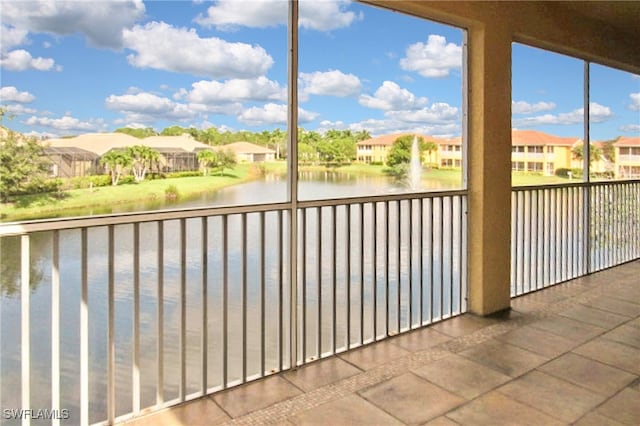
top-left (0, 190), bottom-right (467, 425)
top-left (511, 180), bottom-right (640, 296)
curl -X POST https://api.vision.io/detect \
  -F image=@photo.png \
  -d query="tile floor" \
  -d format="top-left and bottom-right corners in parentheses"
top-left (125, 260), bottom-right (640, 425)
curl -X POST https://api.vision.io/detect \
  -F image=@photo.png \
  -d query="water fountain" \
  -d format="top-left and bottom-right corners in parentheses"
top-left (409, 135), bottom-right (422, 190)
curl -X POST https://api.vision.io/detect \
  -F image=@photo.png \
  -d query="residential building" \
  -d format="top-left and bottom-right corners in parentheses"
top-left (356, 133), bottom-right (429, 164)
top-left (614, 136), bottom-right (640, 178)
top-left (511, 130), bottom-right (580, 175)
top-left (220, 141), bottom-right (276, 162)
top-left (437, 136), bottom-right (462, 168)
top-left (43, 132), bottom-right (215, 177)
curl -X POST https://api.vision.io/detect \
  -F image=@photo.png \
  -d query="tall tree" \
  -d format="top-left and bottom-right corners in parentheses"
top-left (386, 135), bottom-right (426, 167)
top-left (197, 150), bottom-right (217, 176)
top-left (423, 140), bottom-right (438, 166)
top-left (572, 143), bottom-right (602, 164)
top-left (0, 113), bottom-right (54, 202)
top-left (126, 145), bottom-right (161, 182)
top-left (100, 150), bottom-right (132, 185)
top-left (197, 149), bottom-right (237, 176)
top-left (114, 127), bottom-right (157, 138)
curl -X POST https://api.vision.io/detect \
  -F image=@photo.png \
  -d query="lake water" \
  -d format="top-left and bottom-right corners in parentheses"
top-left (0, 172), bottom-right (466, 424)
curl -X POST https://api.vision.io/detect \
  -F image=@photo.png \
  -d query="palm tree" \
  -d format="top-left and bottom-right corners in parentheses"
top-left (197, 150), bottom-right (217, 176)
top-left (423, 141), bottom-right (438, 167)
top-left (100, 149), bottom-right (132, 185)
top-left (126, 145), bottom-right (161, 182)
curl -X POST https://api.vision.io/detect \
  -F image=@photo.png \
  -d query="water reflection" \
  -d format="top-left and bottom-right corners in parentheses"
top-left (0, 173), bottom-right (465, 423)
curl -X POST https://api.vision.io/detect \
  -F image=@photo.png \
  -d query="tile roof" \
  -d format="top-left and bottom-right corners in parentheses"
top-left (45, 133), bottom-right (213, 156)
top-left (613, 136), bottom-right (640, 146)
top-left (356, 133), bottom-right (437, 146)
top-left (511, 130), bottom-right (579, 146)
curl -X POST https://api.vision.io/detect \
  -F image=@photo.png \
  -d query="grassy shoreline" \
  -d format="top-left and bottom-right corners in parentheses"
top-left (1, 162), bottom-right (569, 222)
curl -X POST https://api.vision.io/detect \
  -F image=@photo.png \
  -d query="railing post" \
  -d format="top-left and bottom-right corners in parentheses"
top-left (287, 0), bottom-right (299, 369)
top-left (21, 235), bottom-right (30, 426)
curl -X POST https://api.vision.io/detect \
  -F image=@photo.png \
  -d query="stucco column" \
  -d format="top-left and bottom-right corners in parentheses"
top-left (466, 23), bottom-right (513, 315)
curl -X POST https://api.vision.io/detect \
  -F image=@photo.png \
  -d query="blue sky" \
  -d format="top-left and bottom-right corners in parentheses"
top-left (1, 0), bottom-right (638, 141)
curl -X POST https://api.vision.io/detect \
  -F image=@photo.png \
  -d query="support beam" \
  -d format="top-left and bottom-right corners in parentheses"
top-left (466, 23), bottom-right (513, 315)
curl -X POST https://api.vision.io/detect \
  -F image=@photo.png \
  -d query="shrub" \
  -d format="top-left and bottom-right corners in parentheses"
top-left (164, 184), bottom-right (179, 200)
top-left (555, 168), bottom-right (570, 177)
top-left (165, 171), bottom-right (202, 178)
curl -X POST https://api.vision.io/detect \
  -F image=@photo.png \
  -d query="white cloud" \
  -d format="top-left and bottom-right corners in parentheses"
top-left (196, 0), bottom-right (360, 32)
top-left (183, 77), bottom-right (286, 104)
top-left (620, 124), bottom-right (640, 133)
top-left (630, 93), bottom-right (640, 111)
top-left (105, 92), bottom-right (197, 123)
top-left (385, 103), bottom-right (459, 123)
top-left (2, 104), bottom-right (38, 115)
top-left (0, 49), bottom-right (59, 71)
top-left (325, 117), bottom-right (460, 138)
top-left (123, 21), bottom-right (273, 79)
top-left (512, 100), bottom-right (556, 114)
top-left (358, 81), bottom-right (428, 111)
top-left (300, 70), bottom-right (361, 98)
top-left (238, 103), bottom-right (318, 125)
top-left (513, 102), bottom-right (613, 127)
top-left (400, 35), bottom-right (462, 78)
top-left (0, 86), bottom-right (35, 103)
top-left (1, 0), bottom-right (145, 49)
top-left (24, 115), bottom-right (105, 132)
top-left (1, 25), bottom-right (29, 52)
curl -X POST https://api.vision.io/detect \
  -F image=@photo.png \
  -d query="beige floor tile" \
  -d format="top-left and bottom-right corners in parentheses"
top-left (412, 353), bottom-right (511, 399)
top-left (496, 370), bottom-right (606, 423)
top-left (628, 317), bottom-right (640, 329)
top-left (597, 388), bottom-right (640, 425)
top-left (445, 391), bottom-right (564, 426)
top-left (359, 373), bottom-right (465, 425)
top-left (574, 412), bottom-right (626, 426)
top-left (458, 339), bottom-right (547, 377)
top-left (573, 338), bottom-right (640, 375)
top-left (289, 394), bottom-right (402, 426)
top-left (601, 324), bottom-right (640, 349)
top-left (389, 327), bottom-right (452, 352)
top-left (337, 340), bottom-right (410, 370)
top-left (510, 296), bottom-right (545, 313)
top-left (559, 304), bottom-right (630, 329)
top-left (125, 398), bottom-right (229, 426)
top-left (283, 356), bottom-right (361, 392)
top-left (539, 352), bottom-right (637, 396)
top-left (606, 287), bottom-right (640, 305)
top-left (430, 314), bottom-right (495, 337)
top-left (529, 314), bottom-right (606, 342)
top-left (422, 416), bottom-right (460, 426)
top-left (494, 325), bottom-right (579, 357)
top-left (583, 296), bottom-right (640, 317)
top-left (212, 376), bottom-right (302, 418)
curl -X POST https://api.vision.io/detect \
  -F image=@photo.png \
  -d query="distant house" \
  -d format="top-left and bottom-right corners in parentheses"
top-left (511, 130), bottom-right (580, 175)
top-left (356, 133), bottom-right (430, 164)
top-left (44, 132), bottom-right (215, 177)
top-left (614, 136), bottom-right (640, 178)
top-left (220, 142), bottom-right (276, 162)
top-left (45, 146), bottom-right (100, 178)
top-left (437, 136), bottom-right (462, 168)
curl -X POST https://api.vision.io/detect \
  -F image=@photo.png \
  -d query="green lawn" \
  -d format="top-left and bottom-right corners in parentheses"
top-left (0, 164), bottom-right (259, 222)
top-left (1, 162), bottom-right (572, 222)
